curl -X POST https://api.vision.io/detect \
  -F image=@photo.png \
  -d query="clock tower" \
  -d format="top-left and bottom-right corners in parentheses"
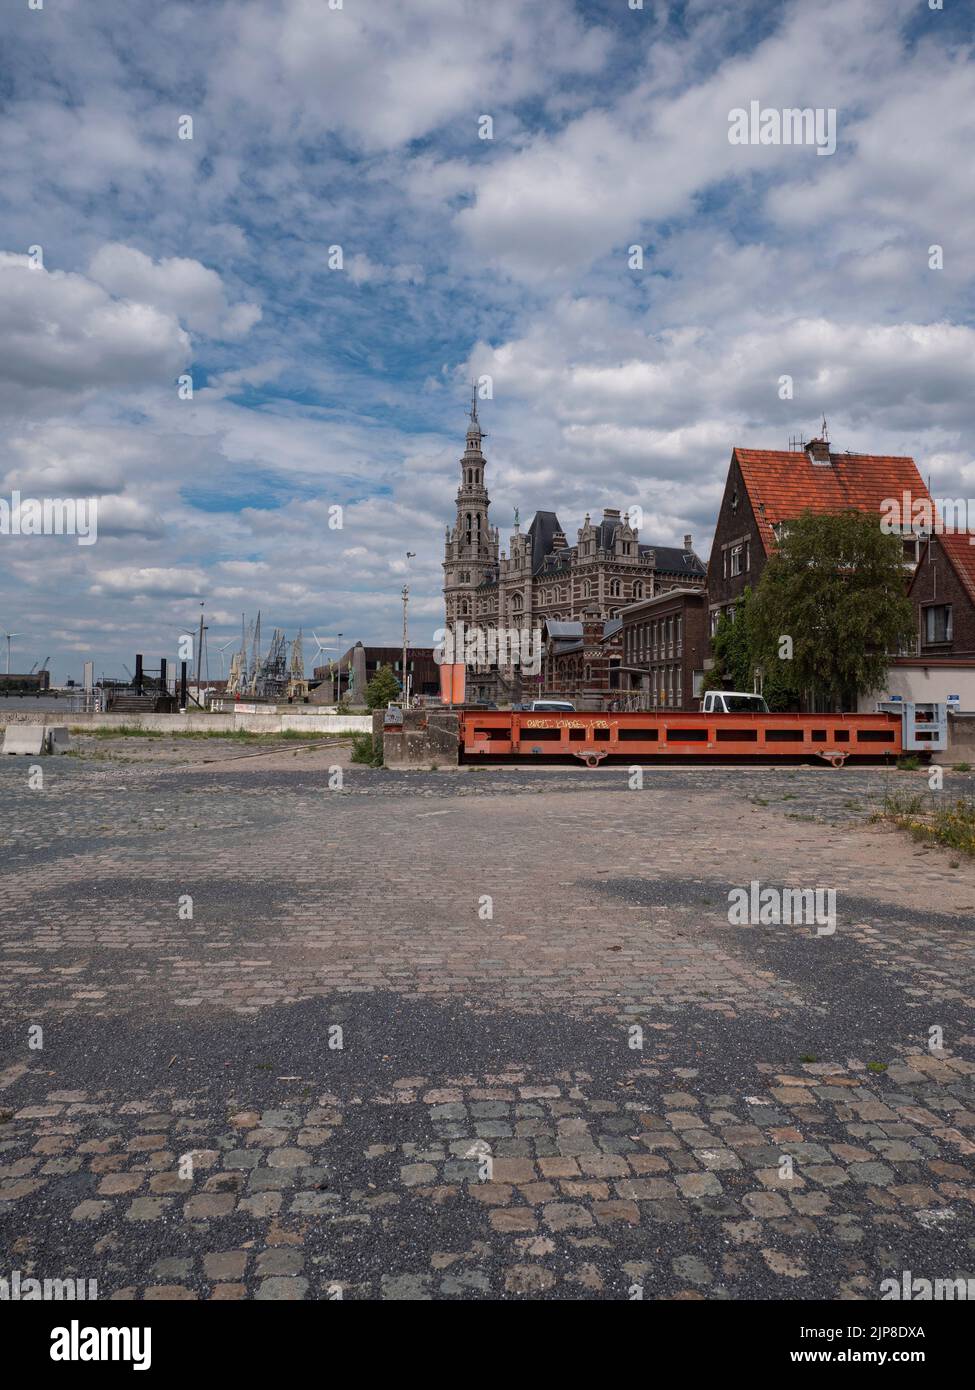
top-left (443, 390), bottom-right (498, 626)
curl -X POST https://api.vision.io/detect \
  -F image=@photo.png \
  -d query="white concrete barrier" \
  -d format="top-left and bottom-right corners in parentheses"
top-left (2, 726), bottom-right (46, 755)
top-left (1, 711), bottom-right (373, 736)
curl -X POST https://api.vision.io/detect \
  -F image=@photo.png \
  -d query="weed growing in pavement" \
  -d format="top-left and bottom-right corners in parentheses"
top-left (351, 732), bottom-right (383, 766)
top-left (875, 789), bottom-right (975, 856)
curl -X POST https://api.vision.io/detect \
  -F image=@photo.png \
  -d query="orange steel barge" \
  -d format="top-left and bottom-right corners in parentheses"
top-left (458, 703), bottom-right (947, 768)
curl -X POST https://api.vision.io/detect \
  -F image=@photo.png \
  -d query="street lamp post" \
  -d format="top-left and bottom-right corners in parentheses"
top-left (402, 553), bottom-right (415, 704)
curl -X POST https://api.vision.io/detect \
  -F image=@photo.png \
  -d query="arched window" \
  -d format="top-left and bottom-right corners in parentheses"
top-left (512, 593), bottom-right (524, 613)
top-left (633, 581), bottom-right (644, 599)
top-left (609, 579), bottom-right (621, 598)
top-left (583, 580), bottom-right (592, 599)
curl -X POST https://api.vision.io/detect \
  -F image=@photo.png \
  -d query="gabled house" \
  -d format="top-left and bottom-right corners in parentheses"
top-left (908, 531), bottom-right (975, 657)
top-left (707, 434), bottom-right (932, 636)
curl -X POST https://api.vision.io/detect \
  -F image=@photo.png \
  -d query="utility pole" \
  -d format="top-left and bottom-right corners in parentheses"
top-left (195, 601), bottom-right (206, 698)
top-left (402, 553), bottom-right (415, 705)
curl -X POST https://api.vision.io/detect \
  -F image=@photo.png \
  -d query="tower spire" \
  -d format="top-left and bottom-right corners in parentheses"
top-left (465, 380), bottom-right (484, 448)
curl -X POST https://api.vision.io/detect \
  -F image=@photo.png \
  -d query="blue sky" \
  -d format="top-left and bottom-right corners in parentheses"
top-left (1, 0), bottom-right (973, 682)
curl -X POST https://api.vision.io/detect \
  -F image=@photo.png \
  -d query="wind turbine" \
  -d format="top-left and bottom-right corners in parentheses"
top-left (2, 631), bottom-right (23, 675)
top-left (312, 632), bottom-right (343, 662)
top-left (216, 639), bottom-right (236, 680)
top-left (312, 632), bottom-right (343, 698)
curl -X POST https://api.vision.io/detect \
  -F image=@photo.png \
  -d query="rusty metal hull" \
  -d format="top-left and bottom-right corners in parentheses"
top-left (459, 710), bottom-right (912, 766)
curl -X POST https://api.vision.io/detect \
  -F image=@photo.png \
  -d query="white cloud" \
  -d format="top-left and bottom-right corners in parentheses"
top-left (0, 253), bottom-right (189, 410)
top-left (89, 566), bottom-right (209, 598)
top-left (88, 244), bottom-right (261, 340)
top-left (213, 0), bottom-right (611, 153)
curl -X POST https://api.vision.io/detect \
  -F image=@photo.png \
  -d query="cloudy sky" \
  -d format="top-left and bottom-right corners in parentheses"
top-left (2, 0), bottom-right (973, 683)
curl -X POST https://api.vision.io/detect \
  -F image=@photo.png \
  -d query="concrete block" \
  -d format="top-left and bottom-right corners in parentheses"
top-left (47, 726), bottom-right (71, 754)
top-left (2, 726), bottom-right (46, 755)
top-left (382, 710), bottom-right (459, 770)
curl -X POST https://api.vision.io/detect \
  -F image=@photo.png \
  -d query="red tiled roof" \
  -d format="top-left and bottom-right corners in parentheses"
top-left (733, 448), bottom-right (931, 555)
top-left (922, 530), bottom-right (975, 608)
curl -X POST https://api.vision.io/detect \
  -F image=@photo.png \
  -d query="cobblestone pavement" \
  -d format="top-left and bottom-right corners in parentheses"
top-left (1, 755), bottom-right (974, 1299)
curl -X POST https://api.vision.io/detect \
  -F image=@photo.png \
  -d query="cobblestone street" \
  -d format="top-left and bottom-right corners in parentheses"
top-left (2, 754), bottom-right (974, 1300)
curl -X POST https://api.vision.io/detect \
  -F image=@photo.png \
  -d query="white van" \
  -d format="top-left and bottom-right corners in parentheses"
top-left (701, 690), bottom-right (769, 714)
top-left (529, 699), bottom-right (576, 712)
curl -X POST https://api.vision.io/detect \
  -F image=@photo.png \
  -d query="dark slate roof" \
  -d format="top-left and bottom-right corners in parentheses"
top-left (602, 618), bottom-right (623, 639)
top-left (537, 549), bottom-right (572, 574)
top-left (527, 511), bottom-right (563, 575)
top-left (639, 543), bottom-right (706, 576)
top-left (592, 517), bottom-right (614, 547)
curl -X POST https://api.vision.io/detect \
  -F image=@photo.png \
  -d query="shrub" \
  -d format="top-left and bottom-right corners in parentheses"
top-left (351, 732), bottom-right (383, 766)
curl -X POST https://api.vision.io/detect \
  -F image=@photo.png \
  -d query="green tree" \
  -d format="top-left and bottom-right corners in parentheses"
top-left (364, 663), bottom-right (402, 710)
top-left (704, 587), bottom-right (798, 710)
top-left (705, 589), bottom-right (756, 693)
top-left (749, 509), bottom-right (914, 710)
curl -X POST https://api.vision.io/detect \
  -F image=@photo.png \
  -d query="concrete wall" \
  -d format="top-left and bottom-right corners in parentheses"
top-left (857, 667), bottom-right (975, 714)
top-left (948, 714), bottom-right (975, 760)
top-left (0, 710), bottom-right (372, 735)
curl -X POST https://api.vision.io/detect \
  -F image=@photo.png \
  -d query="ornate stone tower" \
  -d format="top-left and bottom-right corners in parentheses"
top-left (443, 390), bottom-right (499, 625)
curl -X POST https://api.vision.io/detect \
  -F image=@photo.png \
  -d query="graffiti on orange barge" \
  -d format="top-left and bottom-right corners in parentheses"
top-left (522, 718), bottom-right (610, 729)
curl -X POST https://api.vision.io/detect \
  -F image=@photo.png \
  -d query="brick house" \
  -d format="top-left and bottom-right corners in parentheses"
top-left (618, 588), bottom-right (708, 710)
top-left (539, 614), bottom-right (623, 704)
top-left (908, 531), bottom-right (975, 657)
top-left (707, 435), bottom-right (932, 638)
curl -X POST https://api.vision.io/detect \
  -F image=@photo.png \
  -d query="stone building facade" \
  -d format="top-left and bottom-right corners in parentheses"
top-left (442, 399), bottom-right (706, 698)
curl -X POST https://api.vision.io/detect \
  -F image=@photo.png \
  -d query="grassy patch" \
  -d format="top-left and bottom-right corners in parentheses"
top-left (874, 789), bottom-right (975, 857)
top-left (83, 724), bottom-right (165, 738)
top-left (896, 755), bottom-right (921, 771)
top-left (351, 732), bottom-right (383, 766)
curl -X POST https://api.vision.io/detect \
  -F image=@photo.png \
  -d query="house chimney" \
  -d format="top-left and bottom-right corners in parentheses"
top-left (683, 533), bottom-right (692, 550)
top-left (805, 437), bottom-right (831, 465)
